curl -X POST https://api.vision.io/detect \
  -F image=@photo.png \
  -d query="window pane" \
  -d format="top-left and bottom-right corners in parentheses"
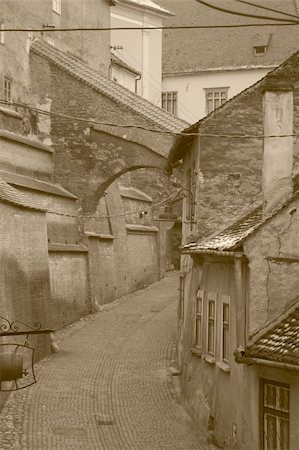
top-left (197, 297), bottom-right (202, 313)
top-left (266, 414), bottom-right (277, 450)
top-left (265, 384), bottom-right (276, 408)
top-left (214, 99), bottom-right (220, 109)
top-left (280, 418), bottom-right (289, 450)
top-left (208, 300), bottom-right (215, 318)
top-left (279, 388), bottom-right (290, 412)
top-left (208, 321), bottom-right (214, 353)
top-left (223, 326), bottom-right (229, 360)
top-left (196, 318), bottom-right (201, 347)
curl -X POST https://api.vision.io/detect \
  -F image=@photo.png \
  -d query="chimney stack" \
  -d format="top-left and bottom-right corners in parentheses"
top-left (262, 85), bottom-right (293, 220)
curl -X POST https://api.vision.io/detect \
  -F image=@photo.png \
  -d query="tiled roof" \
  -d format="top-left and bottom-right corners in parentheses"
top-left (156, 0), bottom-right (299, 74)
top-left (184, 206), bottom-right (263, 252)
top-left (0, 176), bottom-right (46, 211)
top-left (244, 302), bottom-right (299, 366)
top-left (30, 39), bottom-right (188, 133)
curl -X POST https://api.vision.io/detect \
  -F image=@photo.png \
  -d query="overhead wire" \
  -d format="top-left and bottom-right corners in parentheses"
top-left (2, 22), bottom-right (299, 32)
top-left (194, 0), bottom-right (299, 23)
top-left (232, 0), bottom-right (299, 20)
top-left (3, 99), bottom-right (299, 139)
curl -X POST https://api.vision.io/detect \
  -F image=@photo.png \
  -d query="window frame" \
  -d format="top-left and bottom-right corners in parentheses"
top-left (178, 273), bottom-right (186, 321)
top-left (52, 0), bottom-right (62, 15)
top-left (161, 91), bottom-right (178, 116)
top-left (254, 46), bottom-right (266, 56)
top-left (206, 292), bottom-right (217, 357)
top-left (260, 379), bottom-right (290, 450)
top-left (4, 77), bottom-right (12, 102)
top-left (195, 289), bottom-right (204, 349)
top-left (221, 295), bottom-right (230, 363)
top-left (204, 87), bottom-right (229, 114)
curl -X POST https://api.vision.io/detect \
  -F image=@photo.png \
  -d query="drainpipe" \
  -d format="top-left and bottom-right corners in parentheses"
top-left (135, 74), bottom-right (141, 94)
top-left (234, 252), bottom-right (245, 352)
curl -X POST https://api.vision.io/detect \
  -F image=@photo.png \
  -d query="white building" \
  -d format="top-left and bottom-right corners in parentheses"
top-left (156, 0), bottom-right (299, 122)
top-left (110, 0), bottom-right (173, 105)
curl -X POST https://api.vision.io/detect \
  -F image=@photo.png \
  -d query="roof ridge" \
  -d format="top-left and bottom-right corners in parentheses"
top-left (30, 39), bottom-right (188, 133)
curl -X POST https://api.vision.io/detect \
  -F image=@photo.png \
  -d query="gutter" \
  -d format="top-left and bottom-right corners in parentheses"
top-left (234, 352), bottom-right (299, 372)
top-left (182, 248), bottom-right (243, 257)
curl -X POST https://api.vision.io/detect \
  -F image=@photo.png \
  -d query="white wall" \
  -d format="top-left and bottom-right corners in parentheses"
top-left (111, 65), bottom-right (137, 92)
top-left (111, 3), bottom-right (164, 106)
top-left (162, 67), bottom-right (275, 123)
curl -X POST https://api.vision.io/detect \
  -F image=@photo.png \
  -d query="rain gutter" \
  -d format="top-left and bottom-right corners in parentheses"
top-left (234, 354), bottom-right (299, 372)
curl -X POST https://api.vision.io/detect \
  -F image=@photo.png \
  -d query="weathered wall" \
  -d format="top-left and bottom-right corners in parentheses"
top-left (29, 51), bottom-right (174, 214)
top-left (0, 202), bottom-right (51, 357)
top-left (48, 251), bottom-right (89, 327)
top-left (87, 182), bottom-right (160, 307)
top-left (244, 198), bottom-right (299, 335)
top-left (182, 52), bottom-right (299, 243)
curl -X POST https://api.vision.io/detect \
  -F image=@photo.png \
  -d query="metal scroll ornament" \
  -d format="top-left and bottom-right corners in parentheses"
top-left (0, 316), bottom-right (53, 391)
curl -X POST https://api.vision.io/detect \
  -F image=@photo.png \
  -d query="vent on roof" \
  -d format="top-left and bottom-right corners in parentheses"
top-left (254, 46), bottom-right (266, 56)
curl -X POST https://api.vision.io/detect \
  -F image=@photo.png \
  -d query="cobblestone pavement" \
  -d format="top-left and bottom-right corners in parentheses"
top-left (0, 273), bottom-right (214, 450)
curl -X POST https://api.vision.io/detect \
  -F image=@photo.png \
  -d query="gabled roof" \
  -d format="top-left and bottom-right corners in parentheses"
top-left (156, 0), bottom-right (299, 74)
top-left (30, 39), bottom-right (188, 133)
top-left (242, 301), bottom-right (299, 366)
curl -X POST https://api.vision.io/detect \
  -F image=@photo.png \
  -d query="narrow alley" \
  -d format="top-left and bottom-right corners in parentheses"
top-left (0, 274), bottom-right (212, 450)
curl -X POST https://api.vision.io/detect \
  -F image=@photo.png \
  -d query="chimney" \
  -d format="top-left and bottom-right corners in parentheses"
top-left (262, 85), bottom-right (293, 220)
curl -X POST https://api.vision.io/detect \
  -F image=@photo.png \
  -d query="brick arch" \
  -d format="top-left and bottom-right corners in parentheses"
top-left (80, 129), bottom-right (167, 213)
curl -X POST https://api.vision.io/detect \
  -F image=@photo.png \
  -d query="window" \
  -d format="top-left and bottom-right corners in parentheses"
top-left (162, 91), bottom-right (177, 115)
top-left (222, 296), bottom-right (230, 362)
top-left (205, 88), bottom-right (228, 114)
top-left (195, 289), bottom-right (203, 348)
top-left (207, 297), bottom-right (216, 355)
top-left (4, 77), bottom-right (12, 102)
top-left (52, 0), bottom-right (61, 14)
top-left (0, 22), bottom-right (4, 45)
top-left (260, 379), bottom-right (290, 450)
top-left (254, 46), bottom-right (266, 55)
top-left (179, 274), bottom-right (185, 320)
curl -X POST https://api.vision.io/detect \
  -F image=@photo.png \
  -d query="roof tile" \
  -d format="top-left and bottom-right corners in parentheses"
top-left (30, 39), bottom-right (188, 132)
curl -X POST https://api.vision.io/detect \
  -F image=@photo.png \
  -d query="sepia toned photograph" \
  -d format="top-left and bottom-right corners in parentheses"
top-left (0, 1), bottom-right (298, 449)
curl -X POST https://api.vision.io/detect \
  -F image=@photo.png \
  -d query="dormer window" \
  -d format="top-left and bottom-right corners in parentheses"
top-left (254, 45), bottom-right (266, 56)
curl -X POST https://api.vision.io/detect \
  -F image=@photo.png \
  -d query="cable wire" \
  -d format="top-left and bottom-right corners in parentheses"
top-left (2, 22), bottom-right (299, 32)
top-left (232, 0), bottom-right (299, 20)
top-left (194, 0), bottom-right (299, 23)
top-left (2, 99), bottom-right (299, 139)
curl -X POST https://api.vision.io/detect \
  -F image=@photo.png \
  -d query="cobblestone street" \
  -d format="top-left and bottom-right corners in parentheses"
top-left (0, 273), bottom-right (213, 450)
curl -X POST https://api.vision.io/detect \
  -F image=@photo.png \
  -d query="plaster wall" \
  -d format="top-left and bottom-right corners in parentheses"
top-left (244, 199), bottom-right (299, 335)
top-left (111, 65), bottom-right (137, 93)
top-left (178, 259), bottom-right (253, 448)
top-left (127, 230), bottom-right (159, 291)
top-left (0, 202), bottom-right (51, 353)
top-left (48, 251), bottom-right (89, 328)
top-left (162, 67), bottom-right (273, 122)
top-left (0, 135), bottom-right (53, 181)
top-left (111, 3), bottom-right (163, 104)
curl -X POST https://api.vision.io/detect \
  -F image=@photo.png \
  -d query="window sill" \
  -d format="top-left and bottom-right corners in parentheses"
top-left (191, 346), bottom-right (202, 357)
top-left (216, 361), bottom-right (230, 373)
top-left (204, 354), bottom-right (216, 365)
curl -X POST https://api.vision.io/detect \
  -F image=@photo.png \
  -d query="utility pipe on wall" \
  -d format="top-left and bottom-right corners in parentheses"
top-left (234, 252), bottom-right (245, 352)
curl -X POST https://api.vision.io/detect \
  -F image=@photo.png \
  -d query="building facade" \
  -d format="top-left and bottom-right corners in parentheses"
top-left (167, 51), bottom-right (299, 449)
top-left (156, 0), bottom-right (299, 122)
